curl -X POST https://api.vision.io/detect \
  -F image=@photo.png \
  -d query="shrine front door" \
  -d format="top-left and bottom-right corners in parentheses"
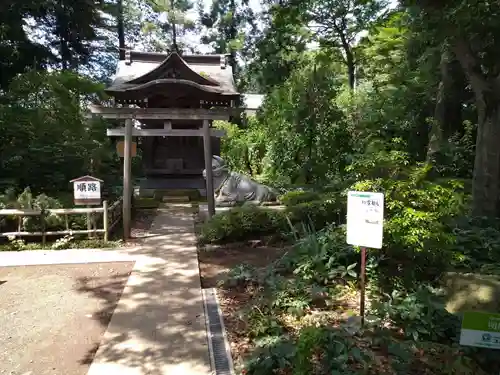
top-left (144, 136), bottom-right (220, 176)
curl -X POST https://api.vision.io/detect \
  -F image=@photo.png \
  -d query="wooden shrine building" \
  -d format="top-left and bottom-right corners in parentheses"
top-left (89, 50), bottom-right (241, 237)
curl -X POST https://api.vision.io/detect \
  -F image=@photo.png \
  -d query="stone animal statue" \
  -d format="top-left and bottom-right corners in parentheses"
top-left (202, 155), bottom-right (277, 206)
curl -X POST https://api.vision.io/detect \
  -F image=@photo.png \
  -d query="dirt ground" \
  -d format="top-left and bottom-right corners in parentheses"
top-left (0, 262), bottom-right (134, 375)
top-left (198, 243), bottom-right (289, 367)
top-left (198, 243), bottom-right (288, 288)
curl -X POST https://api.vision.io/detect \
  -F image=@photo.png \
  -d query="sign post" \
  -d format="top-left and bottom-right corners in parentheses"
top-left (346, 191), bottom-right (384, 326)
top-left (70, 176), bottom-right (103, 239)
top-left (70, 176), bottom-right (103, 206)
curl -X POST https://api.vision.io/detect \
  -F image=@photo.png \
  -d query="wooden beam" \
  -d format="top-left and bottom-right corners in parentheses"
top-left (106, 128), bottom-right (226, 137)
top-left (87, 105), bottom-right (240, 120)
top-left (203, 119), bottom-right (215, 218)
top-left (122, 118), bottom-right (133, 240)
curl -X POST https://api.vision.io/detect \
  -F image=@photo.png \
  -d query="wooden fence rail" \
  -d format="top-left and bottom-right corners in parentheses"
top-left (0, 198), bottom-right (123, 243)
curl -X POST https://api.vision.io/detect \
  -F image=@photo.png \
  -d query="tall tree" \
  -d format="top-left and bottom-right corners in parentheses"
top-left (148, 0), bottom-right (195, 52)
top-left (199, 0), bottom-right (255, 79)
top-left (304, 0), bottom-right (388, 90)
top-left (405, 0), bottom-right (500, 216)
top-left (117, 0), bottom-right (126, 59)
top-left (243, 2), bottom-right (310, 92)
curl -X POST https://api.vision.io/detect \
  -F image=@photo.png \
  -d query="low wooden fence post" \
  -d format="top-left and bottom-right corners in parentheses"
top-left (41, 209), bottom-right (46, 246)
top-left (103, 200), bottom-right (109, 242)
top-left (0, 200), bottom-right (122, 241)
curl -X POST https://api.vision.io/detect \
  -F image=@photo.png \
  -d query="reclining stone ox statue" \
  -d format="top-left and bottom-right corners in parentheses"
top-left (202, 155), bottom-right (278, 207)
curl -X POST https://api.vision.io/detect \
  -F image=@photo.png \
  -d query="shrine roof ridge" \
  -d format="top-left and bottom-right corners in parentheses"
top-left (107, 79), bottom-right (239, 96)
top-left (108, 51), bottom-right (238, 96)
top-left (127, 50), bottom-right (228, 65)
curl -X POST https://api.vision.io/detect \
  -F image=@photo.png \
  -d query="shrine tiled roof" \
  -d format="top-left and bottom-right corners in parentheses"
top-left (106, 51), bottom-right (239, 96)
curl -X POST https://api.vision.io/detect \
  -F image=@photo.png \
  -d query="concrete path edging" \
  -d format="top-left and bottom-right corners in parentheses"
top-left (0, 248), bottom-right (139, 267)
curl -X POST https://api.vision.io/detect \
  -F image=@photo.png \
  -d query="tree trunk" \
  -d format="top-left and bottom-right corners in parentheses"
top-left (170, 0), bottom-right (178, 53)
top-left (117, 0), bottom-right (125, 60)
top-left (454, 39), bottom-right (500, 217)
top-left (471, 104), bottom-right (500, 217)
top-left (336, 25), bottom-right (355, 90)
top-left (427, 48), bottom-right (451, 160)
top-left (228, 0), bottom-right (238, 79)
top-left (346, 49), bottom-right (355, 91)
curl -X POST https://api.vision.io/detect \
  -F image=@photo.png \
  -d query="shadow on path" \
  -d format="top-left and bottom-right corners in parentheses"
top-left (81, 206), bottom-right (211, 375)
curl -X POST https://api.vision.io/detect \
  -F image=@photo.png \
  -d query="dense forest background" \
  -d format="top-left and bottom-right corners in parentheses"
top-left (3, 0), bottom-right (500, 373)
top-left (0, 0), bottom-right (498, 218)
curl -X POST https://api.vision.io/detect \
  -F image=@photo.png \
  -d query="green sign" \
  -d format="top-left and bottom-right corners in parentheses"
top-left (460, 311), bottom-right (500, 349)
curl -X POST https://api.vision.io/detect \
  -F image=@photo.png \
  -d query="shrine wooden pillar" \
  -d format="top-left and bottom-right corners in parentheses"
top-left (122, 118), bottom-right (133, 239)
top-left (203, 119), bottom-right (215, 217)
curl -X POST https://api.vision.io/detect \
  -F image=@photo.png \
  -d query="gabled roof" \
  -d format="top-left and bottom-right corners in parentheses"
top-left (70, 175), bottom-right (103, 183)
top-left (106, 50), bottom-right (239, 96)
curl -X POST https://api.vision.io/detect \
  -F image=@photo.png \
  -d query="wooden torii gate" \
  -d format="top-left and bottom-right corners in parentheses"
top-left (88, 105), bottom-right (240, 239)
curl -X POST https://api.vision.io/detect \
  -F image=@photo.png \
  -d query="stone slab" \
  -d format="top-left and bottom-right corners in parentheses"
top-left (443, 272), bottom-right (500, 314)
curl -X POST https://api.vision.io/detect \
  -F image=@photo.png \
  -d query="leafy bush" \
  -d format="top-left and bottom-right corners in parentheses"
top-left (243, 336), bottom-right (296, 375)
top-left (198, 205), bottom-right (288, 244)
top-left (279, 190), bottom-right (320, 206)
top-left (0, 187), bottom-right (67, 233)
top-left (286, 197), bottom-right (344, 230)
top-left (448, 216), bottom-right (500, 270)
top-left (199, 196), bottom-right (343, 244)
top-left (279, 225), bottom-right (357, 283)
top-left (351, 167), bottom-right (469, 288)
top-left (370, 285), bottom-right (461, 343)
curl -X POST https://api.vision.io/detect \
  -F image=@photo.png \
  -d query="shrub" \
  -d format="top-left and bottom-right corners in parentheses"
top-left (198, 205), bottom-right (288, 244)
top-left (286, 197), bottom-right (344, 230)
top-left (370, 285), bottom-right (461, 343)
top-left (350, 168), bottom-right (469, 288)
top-left (279, 190), bottom-right (320, 207)
top-left (199, 196), bottom-right (344, 244)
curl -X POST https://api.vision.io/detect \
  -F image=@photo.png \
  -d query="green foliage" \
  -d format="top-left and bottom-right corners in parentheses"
top-left (202, 0), bottom-right (500, 373)
top-left (199, 196), bottom-right (343, 245)
top-left (243, 336), bottom-right (296, 375)
top-left (351, 166), bottom-right (469, 287)
top-left (279, 190), bottom-right (320, 207)
top-left (214, 119), bottom-right (267, 176)
top-left (449, 217), bottom-right (500, 271)
top-left (371, 285), bottom-right (461, 343)
top-left (286, 198), bottom-right (343, 231)
top-left (258, 55), bottom-right (350, 185)
top-left (294, 326), bottom-right (372, 375)
top-left (0, 70), bottom-right (121, 194)
top-left (0, 187), bottom-right (122, 249)
top-left (220, 264), bottom-right (259, 288)
top-left (280, 225), bottom-right (357, 283)
top-left (199, 206), bottom-right (288, 244)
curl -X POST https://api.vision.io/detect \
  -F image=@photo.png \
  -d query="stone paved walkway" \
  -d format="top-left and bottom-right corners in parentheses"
top-left (87, 204), bottom-right (212, 375)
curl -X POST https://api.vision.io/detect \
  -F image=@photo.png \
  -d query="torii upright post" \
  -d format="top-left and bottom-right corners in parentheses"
top-left (122, 118), bottom-right (133, 239)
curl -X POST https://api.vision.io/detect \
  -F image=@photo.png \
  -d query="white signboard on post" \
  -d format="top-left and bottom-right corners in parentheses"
top-left (70, 175), bottom-right (103, 206)
top-left (347, 191), bottom-right (384, 249)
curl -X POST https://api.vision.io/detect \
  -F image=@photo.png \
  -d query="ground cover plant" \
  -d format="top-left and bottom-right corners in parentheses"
top-left (199, 163), bottom-right (500, 374)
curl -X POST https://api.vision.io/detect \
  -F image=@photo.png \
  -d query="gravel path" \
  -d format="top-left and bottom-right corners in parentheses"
top-left (0, 262), bottom-right (133, 375)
